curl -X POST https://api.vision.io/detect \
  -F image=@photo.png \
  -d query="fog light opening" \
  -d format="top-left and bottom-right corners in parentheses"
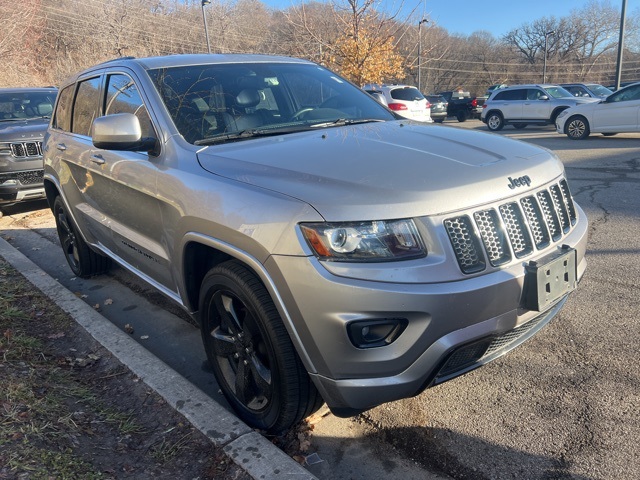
top-left (347, 318), bottom-right (407, 349)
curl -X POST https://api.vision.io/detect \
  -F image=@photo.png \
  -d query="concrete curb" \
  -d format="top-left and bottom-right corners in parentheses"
top-left (0, 236), bottom-right (317, 480)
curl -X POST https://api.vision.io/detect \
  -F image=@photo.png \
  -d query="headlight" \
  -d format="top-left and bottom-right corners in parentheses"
top-left (300, 219), bottom-right (426, 262)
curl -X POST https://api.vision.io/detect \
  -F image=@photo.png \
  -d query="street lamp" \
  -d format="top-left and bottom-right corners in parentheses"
top-left (201, 0), bottom-right (212, 54)
top-left (543, 30), bottom-right (555, 83)
top-left (417, 18), bottom-right (428, 93)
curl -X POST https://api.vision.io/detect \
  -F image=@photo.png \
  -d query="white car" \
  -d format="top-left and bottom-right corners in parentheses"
top-left (556, 82), bottom-right (640, 139)
top-left (363, 84), bottom-right (432, 122)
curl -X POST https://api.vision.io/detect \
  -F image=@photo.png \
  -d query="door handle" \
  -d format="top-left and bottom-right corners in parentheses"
top-left (91, 154), bottom-right (105, 165)
top-left (56, 143), bottom-right (66, 151)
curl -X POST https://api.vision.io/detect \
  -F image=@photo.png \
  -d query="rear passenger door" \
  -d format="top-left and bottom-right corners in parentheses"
top-left (523, 88), bottom-right (552, 120)
top-left (493, 89), bottom-right (526, 120)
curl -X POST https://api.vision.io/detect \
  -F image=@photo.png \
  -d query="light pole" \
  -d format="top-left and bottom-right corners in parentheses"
top-left (417, 18), bottom-right (428, 93)
top-left (543, 30), bottom-right (555, 83)
top-left (201, 0), bottom-right (212, 54)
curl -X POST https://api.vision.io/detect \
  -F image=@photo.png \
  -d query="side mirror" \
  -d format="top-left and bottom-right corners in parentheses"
top-left (539, 95), bottom-right (549, 101)
top-left (92, 113), bottom-right (157, 152)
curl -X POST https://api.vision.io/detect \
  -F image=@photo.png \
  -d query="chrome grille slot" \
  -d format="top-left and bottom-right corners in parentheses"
top-left (10, 141), bottom-right (42, 158)
top-left (550, 184), bottom-right (570, 232)
top-left (537, 189), bottom-right (562, 241)
top-left (559, 179), bottom-right (577, 225)
top-left (520, 196), bottom-right (550, 249)
top-left (474, 209), bottom-right (511, 266)
top-left (444, 216), bottom-right (486, 274)
top-left (445, 180), bottom-right (578, 274)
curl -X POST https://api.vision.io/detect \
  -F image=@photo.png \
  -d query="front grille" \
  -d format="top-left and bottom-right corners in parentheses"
top-left (445, 179), bottom-right (577, 274)
top-left (10, 141), bottom-right (42, 158)
top-left (0, 169), bottom-right (44, 186)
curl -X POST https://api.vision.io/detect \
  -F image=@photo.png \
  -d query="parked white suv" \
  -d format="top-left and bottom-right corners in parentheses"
top-left (44, 55), bottom-right (587, 433)
top-left (482, 84), bottom-right (596, 131)
top-left (364, 84), bottom-right (432, 122)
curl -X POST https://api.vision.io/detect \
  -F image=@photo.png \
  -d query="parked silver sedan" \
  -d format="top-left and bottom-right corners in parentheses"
top-left (556, 82), bottom-right (640, 139)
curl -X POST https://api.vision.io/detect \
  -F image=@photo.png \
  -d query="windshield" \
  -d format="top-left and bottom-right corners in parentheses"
top-left (148, 62), bottom-right (394, 144)
top-left (0, 91), bottom-right (57, 120)
top-left (543, 86), bottom-right (575, 98)
top-left (587, 84), bottom-right (613, 97)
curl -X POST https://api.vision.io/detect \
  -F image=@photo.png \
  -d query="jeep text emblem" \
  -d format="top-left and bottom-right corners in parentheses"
top-left (507, 175), bottom-right (531, 189)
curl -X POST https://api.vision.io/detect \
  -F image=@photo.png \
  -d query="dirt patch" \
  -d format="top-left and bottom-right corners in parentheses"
top-left (0, 257), bottom-right (251, 479)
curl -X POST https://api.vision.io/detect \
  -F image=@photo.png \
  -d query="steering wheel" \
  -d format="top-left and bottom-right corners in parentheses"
top-left (290, 107), bottom-right (315, 121)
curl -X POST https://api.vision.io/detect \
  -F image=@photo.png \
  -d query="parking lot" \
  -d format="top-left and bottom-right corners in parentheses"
top-left (1, 120), bottom-right (638, 479)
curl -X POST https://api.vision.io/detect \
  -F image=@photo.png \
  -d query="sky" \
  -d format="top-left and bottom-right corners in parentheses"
top-left (263, 0), bottom-right (622, 37)
top-left (422, 0), bottom-right (588, 37)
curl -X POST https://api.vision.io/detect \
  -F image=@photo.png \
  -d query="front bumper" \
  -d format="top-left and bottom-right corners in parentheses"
top-left (0, 168), bottom-right (45, 206)
top-left (266, 204), bottom-right (588, 413)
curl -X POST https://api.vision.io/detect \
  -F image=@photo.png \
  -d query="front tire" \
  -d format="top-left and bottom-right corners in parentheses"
top-left (486, 112), bottom-right (504, 131)
top-left (565, 115), bottom-right (590, 140)
top-left (199, 261), bottom-right (323, 433)
top-left (53, 196), bottom-right (110, 277)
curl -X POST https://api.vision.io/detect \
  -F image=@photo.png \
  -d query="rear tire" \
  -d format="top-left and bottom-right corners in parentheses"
top-left (199, 260), bottom-right (323, 434)
top-left (565, 115), bottom-right (590, 140)
top-left (486, 112), bottom-right (504, 131)
top-left (456, 111), bottom-right (467, 122)
top-left (53, 196), bottom-right (110, 277)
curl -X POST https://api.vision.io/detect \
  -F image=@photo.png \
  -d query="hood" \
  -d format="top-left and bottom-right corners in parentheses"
top-left (0, 118), bottom-right (49, 140)
top-left (197, 121), bottom-right (564, 221)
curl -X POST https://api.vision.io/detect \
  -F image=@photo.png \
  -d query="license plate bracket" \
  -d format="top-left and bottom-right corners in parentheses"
top-left (522, 246), bottom-right (577, 311)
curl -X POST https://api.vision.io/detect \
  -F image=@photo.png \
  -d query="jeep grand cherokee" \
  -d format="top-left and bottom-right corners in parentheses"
top-left (43, 55), bottom-right (588, 433)
top-left (0, 87), bottom-right (57, 215)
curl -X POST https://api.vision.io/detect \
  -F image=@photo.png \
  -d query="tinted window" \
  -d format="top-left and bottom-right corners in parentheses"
top-left (494, 89), bottom-right (526, 101)
top-left (542, 86), bottom-right (574, 98)
top-left (0, 90), bottom-right (57, 121)
top-left (53, 85), bottom-right (74, 132)
top-left (72, 77), bottom-right (101, 136)
top-left (390, 87), bottom-right (424, 101)
top-left (609, 84), bottom-right (640, 102)
top-left (105, 74), bottom-right (154, 138)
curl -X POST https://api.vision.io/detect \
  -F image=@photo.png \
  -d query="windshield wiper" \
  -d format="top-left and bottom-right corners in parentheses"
top-left (309, 118), bottom-right (386, 128)
top-left (194, 125), bottom-right (320, 145)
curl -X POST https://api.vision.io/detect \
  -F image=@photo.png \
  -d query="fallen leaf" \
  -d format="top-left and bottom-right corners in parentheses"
top-left (124, 324), bottom-right (134, 334)
top-left (140, 335), bottom-right (149, 340)
top-left (104, 298), bottom-right (113, 305)
top-left (93, 304), bottom-right (100, 309)
top-left (47, 332), bottom-right (65, 339)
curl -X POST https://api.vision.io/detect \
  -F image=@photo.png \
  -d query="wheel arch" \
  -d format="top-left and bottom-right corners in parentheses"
top-left (181, 233), bottom-right (318, 374)
top-left (551, 106), bottom-right (569, 123)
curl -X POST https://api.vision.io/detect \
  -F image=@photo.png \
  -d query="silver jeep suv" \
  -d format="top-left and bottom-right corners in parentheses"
top-left (482, 84), bottom-right (596, 131)
top-left (0, 87), bottom-right (57, 215)
top-left (43, 55), bottom-right (588, 433)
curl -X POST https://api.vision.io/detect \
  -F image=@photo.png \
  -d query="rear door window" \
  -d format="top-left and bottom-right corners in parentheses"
top-left (72, 77), bottom-right (102, 136)
top-left (494, 89), bottom-right (526, 101)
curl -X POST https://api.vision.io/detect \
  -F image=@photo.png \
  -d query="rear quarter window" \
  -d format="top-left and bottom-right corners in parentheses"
top-left (52, 85), bottom-right (74, 132)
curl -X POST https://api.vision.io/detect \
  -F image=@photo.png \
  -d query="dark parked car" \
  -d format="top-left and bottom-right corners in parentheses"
top-left (0, 87), bottom-right (58, 216)
top-left (560, 83), bottom-right (612, 99)
top-left (426, 94), bottom-right (447, 123)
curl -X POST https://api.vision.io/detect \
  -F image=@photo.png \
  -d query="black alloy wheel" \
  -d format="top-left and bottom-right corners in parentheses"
top-left (53, 196), bottom-right (109, 277)
top-left (199, 261), bottom-right (322, 433)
